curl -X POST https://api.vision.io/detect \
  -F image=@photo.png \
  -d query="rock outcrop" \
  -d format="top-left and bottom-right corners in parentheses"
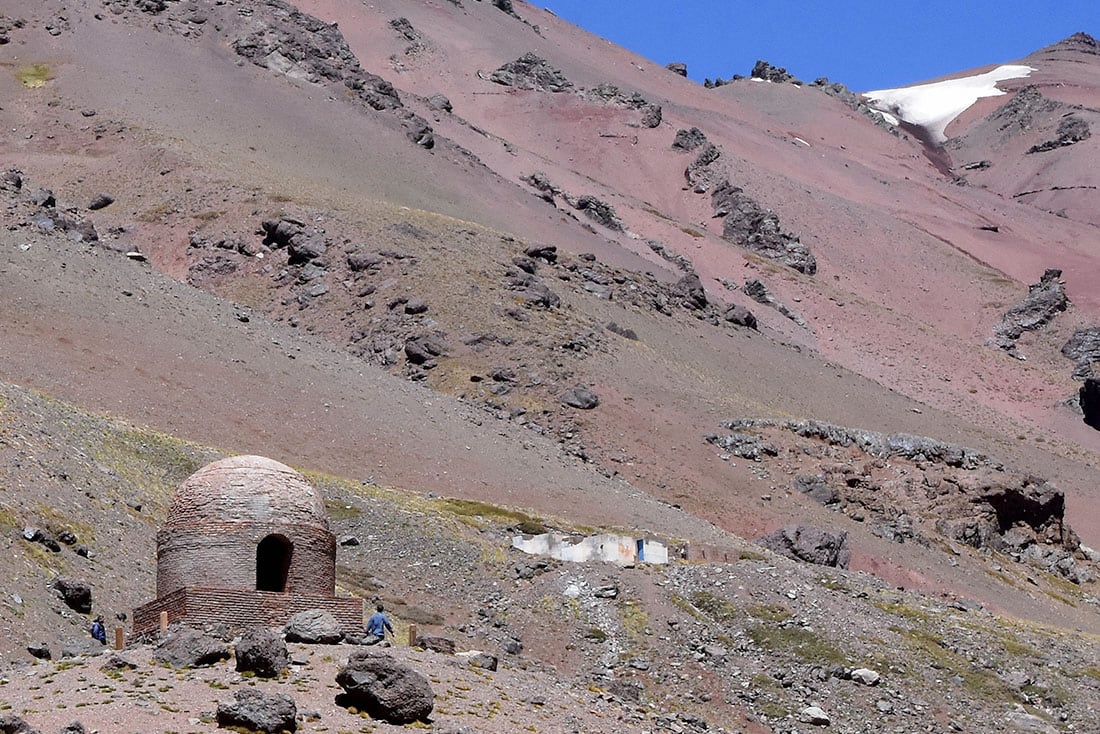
top-left (743, 279), bottom-right (808, 326)
top-left (490, 53), bottom-right (573, 92)
top-left (712, 182), bottom-right (817, 275)
top-left (712, 418), bottom-right (1094, 583)
top-left (751, 60), bottom-right (800, 85)
top-left (991, 268), bottom-right (1068, 355)
top-left (666, 62), bottom-right (688, 77)
top-left (1079, 378), bottom-right (1100, 429)
top-left (672, 127), bottom-right (707, 152)
top-left (813, 78), bottom-right (899, 135)
top-left (1027, 115), bottom-right (1091, 153)
top-left (1061, 327), bottom-right (1100, 379)
top-left (759, 525), bottom-right (850, 567)
top-left (232, 0), bottom-right (402, 111)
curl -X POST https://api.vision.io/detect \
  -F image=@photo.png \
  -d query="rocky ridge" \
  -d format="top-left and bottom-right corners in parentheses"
top-left (708, 418), bottom-right (1096, 585)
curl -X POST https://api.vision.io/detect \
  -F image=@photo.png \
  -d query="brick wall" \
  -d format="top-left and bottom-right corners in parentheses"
top-left (156, 522), bottom-right (336, 597)
top-left (133, 587), bottom-right (363, 638)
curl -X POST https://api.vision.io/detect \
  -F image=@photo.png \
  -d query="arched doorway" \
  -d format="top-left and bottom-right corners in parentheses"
top-left (256, 534), bottom-right (293, 592)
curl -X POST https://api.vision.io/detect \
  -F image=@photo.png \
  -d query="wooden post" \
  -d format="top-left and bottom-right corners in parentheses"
top-left (114, 626), bottom-right (124, 650)
top-left (408, 623), bottom-right (417, 648)
top-left (159, 610), bottom-right (169, 634)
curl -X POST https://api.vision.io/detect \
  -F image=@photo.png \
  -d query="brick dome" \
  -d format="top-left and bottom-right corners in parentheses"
top-left (165, 455), bottom-right (329, 530)
top-left (134, 454), bottom-right (363, 639)
top-left (154, 455), bottom-right (336, 598)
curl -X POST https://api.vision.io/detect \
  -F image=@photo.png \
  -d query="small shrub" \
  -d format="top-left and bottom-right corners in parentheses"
top-left (19, 63), bottom-right (53, 88)
top-left (584, 627), bottom-right (608, 642)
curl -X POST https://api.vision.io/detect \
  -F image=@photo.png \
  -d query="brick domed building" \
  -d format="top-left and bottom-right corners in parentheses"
top-left (133, 455), bottom-right (362, 636)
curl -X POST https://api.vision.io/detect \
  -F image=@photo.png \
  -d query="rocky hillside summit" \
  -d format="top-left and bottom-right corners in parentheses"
top-left (2, 1), bottom-right (1100, 732)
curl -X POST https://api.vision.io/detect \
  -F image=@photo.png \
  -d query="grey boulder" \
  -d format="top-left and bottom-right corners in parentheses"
top-left (335, 650), bottom-right (434, 724)
top-left (216, 688), bottom-right (297, 733)
top-left (284, 609), bottom-right (343, 644)
top-left (235, 628), bottom-right (290, 677)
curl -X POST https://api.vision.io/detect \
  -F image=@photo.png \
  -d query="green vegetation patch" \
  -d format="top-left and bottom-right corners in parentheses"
top-left (1080, 667), bottom-right (1100, 681)
top-left (748, 624), bottom-right (848, 666)
top-left (324, 499), bottom-right (362, 521)
top-left (0, 503), bottom-right (19, 532)
top-left (583, 627), bottom-right (608, 642)
top-left (891, 626), bottom-right (1011, 700)
top-left (748, 603), bottom-right (793, 622)
top-left (689, 591), bottom-right (739, 625)
top-left (873, 599), bottom-right (932, 624)
top-left (18, 63), bottom-right (53, 88)
top-left (432, 497), bottom-right (545, 534)
top-left (89, 425), bottom-right (210, 510)
top-left (619, 600), bottom-right (649, 638)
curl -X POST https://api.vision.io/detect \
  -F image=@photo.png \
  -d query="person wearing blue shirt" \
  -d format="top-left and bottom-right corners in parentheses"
top-left (365, 602), bottom-right (394, 643)
top-left (90, 616), bottom-right (106, 645)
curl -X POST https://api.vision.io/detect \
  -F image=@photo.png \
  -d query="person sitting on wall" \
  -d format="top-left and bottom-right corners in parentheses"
top-left (364, 602), bottom-right (394, 645)
top-left (90, 616), bottom-right (106, 645)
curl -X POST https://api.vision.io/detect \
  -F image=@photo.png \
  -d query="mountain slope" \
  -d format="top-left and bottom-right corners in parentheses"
top-left (1, 0), bottom-right (1099, 705)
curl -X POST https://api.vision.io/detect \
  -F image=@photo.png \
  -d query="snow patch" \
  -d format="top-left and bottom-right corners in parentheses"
top-left (862, 65), bottom-right (1034, 143)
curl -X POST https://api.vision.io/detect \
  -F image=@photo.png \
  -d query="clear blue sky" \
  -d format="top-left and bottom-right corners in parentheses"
top-left (540, 1), bottom-right (1099, 91)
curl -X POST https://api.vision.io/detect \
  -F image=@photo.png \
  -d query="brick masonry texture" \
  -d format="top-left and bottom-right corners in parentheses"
top-left (133, 587), bottom-right (363, 637)
top-left (134, 455), bottom-right (361, 635)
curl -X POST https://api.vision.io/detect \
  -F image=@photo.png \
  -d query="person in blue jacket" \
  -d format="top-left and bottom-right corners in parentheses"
top-left (90, 616), bottom-right (106, 645)
top-left (365, 602), bottom-right (394, 643)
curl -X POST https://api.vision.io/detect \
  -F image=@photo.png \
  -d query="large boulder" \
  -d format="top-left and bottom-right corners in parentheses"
top-left (673, 273), bottom-right (707, 309)
top-left (758, 525), bottom-right (850, 568)
top-left (561, 386), bottom-right (599, 410)
top-left (415, 635), bottom-right (455, 654)
top-left (335, 650), bottom-right (435, 724)
top-left (286, 232), bottom-right (328, 264)
top-left (723, 303), bottom-right (758, 329)
top-left (61, 636), bottom-right (108, 659)
top-left (404, 335), bottom-right (448, 366)
top-left (216, 689), bottom-right (297, 733)
top-left (235, 628), bottom-right (290, 678)
top-left (260, 217), bottom-right (303, 249)
top-left (0, 715), bottom-right (40, 734)
top-left (153, 626), bottom-right (231, 668)
top-left (51, 578), bottom-right (92, 613)
top-left (284, 609), bottom-right (343, 644)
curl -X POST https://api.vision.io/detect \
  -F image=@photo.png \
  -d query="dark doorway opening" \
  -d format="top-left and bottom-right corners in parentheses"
top-left (256, 534), bottom-right (293, 592)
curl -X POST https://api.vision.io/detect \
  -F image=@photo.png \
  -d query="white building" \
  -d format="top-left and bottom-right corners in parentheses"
top-left (512, 532), bottom-right (668, 565)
